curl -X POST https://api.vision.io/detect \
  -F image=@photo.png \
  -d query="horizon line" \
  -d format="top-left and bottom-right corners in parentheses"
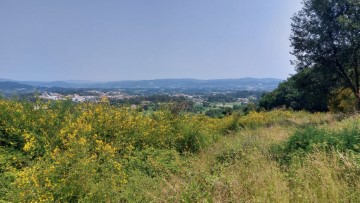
top-left (1, 77), bottom-right (286, 83)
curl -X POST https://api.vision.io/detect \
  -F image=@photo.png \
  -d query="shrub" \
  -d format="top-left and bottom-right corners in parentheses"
top-left (0, 99), bottom-right (229, 201)
top-left (275, 124), bottom-right (360, 165)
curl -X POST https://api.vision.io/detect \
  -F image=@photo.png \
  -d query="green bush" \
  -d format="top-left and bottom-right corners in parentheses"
top-left (275, 125), bottom-right (360, 165)
top-left (205, 108), bottom-right (224, 118)
top-left (125, 148), bottom-right (183, 177)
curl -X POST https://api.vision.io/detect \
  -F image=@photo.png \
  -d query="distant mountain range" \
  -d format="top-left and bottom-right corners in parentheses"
top-left (0, 81), bottom-right (34, 90)
top-left (0, 78), bottom-right (283, 90)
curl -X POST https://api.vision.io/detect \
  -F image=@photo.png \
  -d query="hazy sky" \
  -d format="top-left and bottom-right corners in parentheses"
top-left (0, 0), bottom-right (302, 81)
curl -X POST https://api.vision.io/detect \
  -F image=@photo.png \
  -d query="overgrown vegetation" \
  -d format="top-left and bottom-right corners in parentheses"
top-left (0, 99), bottom-right (229, 202)
top-left (1, 98), bottom-right (360, 202)
top-left (1, 0), bottom-right (359, 202)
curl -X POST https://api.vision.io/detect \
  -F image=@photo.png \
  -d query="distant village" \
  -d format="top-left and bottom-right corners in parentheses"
top-left (38, 90), bottom-right (255, 106)
top-left (39, 91), bottom-right (134, 103)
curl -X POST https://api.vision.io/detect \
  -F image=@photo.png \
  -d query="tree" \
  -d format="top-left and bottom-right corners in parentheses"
top-left (259, 68), bottom-right (336, 112)
top-left (328, 87), bottom-right (358, 112)
top-left (291, 0), bottom-right (360, 104)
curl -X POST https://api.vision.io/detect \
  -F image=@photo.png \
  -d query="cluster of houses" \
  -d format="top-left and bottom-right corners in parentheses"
top-left (39, 91), bottom-right (133, 102)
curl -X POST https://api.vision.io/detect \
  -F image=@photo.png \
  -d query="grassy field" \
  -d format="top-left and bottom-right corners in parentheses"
top-left (1, 99), bottom-right (360, 202)
top-left (123, 111), bottom-right (360, 202)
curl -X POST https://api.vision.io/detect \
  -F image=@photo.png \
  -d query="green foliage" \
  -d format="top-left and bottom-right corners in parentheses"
top-left (192, 103), bottom-right (205, 113)
top-left (290, 0), bottom-right (360, 105)
top-left (329, 88), bottom-right (358, 113)
top-left (275, 124), bottom-right (360, 165)
top-left (232, 104), bottom-right (242, 110)
top-left (205, 108), bottom-right (225, 118)
top-left (125, 148), bottom-right (183, 177)
top-left (259, 68), bottom-right (333, 112)
top-left (175, 122), bottom-right (208, 153)
top-left (205, 107), bottom-right (233, 118)
top-left (0, 147), bottom-right (26, 200)
top-left (263, 0), bottom-right (360, 112)
top-left (242, 102), bottom-right (257, 114)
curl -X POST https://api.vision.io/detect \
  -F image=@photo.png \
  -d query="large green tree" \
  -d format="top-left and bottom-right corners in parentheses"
top-left (259, 68), bottom-right (336, 112)
top-left (291, 0), bottom-right (360, 103)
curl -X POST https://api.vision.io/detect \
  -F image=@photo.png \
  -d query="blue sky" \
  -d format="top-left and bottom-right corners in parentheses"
top-left (0, 0), bottom-right (302, 81)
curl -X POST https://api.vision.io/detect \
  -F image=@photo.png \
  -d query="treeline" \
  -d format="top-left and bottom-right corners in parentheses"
top-left (207, 90), bottom-right (263, 103)
top-left (259, 0), bottom-right (360, 113)
top-left (259, 68), bottom-right (334, 112)
top-left (111, 94), bottom-right (192, 105)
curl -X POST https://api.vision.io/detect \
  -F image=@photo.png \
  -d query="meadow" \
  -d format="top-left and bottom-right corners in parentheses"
top-left (1, 98), bottom-right (360, 202)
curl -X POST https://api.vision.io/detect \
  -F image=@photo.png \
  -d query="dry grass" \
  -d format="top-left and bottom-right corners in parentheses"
top-left (132, 112), bottom-right (360, 202)
top-left (138, 124), bottom-right (294, 202)
top-left (287, 151), bottom-right (360, 202)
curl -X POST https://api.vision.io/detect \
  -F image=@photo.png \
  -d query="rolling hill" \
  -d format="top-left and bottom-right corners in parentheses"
top-left (13, 78), bottom-right (282, 90)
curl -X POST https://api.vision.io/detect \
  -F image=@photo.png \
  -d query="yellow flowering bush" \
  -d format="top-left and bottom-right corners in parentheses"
top-left (0, 99), bottom-right (228, 201)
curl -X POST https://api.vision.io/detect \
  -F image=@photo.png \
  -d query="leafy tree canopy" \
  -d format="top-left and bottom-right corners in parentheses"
top-left (261, 0), bottom-right (360, 112)
top-left (259, 68), bottom-right (335, 112)
top-left (291, 0), bottom-right (360, 102)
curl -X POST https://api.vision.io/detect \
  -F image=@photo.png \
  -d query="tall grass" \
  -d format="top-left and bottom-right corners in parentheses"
top-left (126, 112), bottom-right (360, 202)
